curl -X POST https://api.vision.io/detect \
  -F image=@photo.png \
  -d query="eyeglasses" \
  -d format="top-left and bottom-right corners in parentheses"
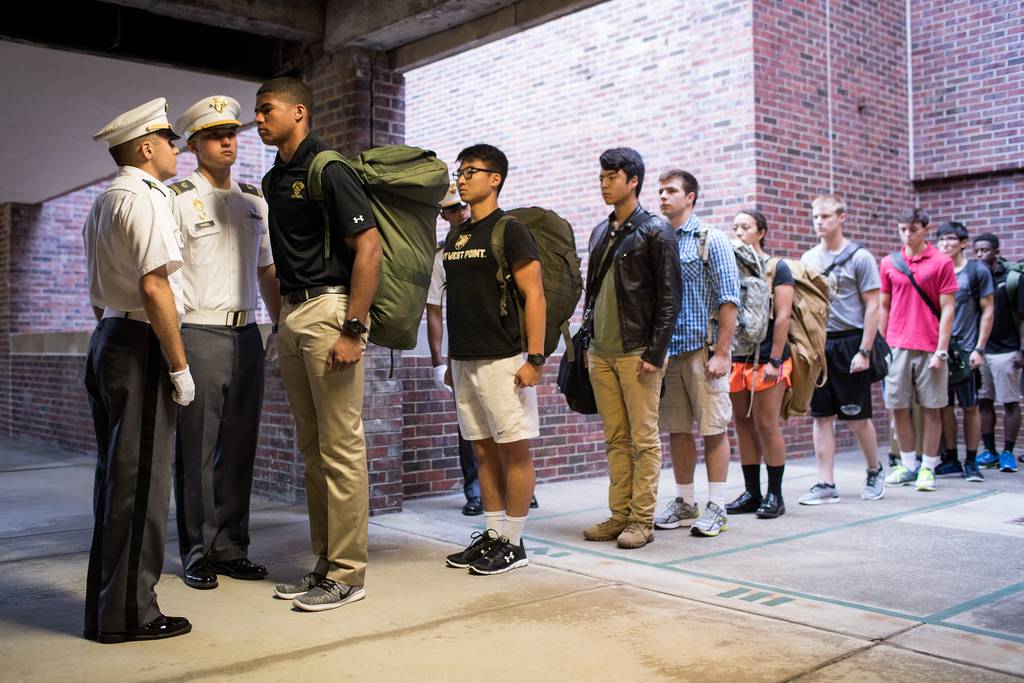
top-left (453, 167), bottom-right (499, 180)
top-left (936, 235), bottom-right (963, 242)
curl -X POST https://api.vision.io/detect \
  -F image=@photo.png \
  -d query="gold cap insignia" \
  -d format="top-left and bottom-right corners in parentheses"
top-left (210, 96), bottom-right (229, 114)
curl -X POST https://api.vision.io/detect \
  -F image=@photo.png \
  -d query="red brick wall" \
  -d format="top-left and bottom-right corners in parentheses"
top-left (911, 0), bottom-right (1024, 181)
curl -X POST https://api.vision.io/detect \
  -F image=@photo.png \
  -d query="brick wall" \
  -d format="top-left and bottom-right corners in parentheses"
top-left (911, 0), bottom-right (1023, 181)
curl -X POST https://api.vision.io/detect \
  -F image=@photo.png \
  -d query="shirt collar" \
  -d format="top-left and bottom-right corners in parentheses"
top-left (120, 165), bottom-right (168, 197)
top-left (902, 243), bottom-right (935, 263)
top-left (274, 132), bottom-right (321, 170)
top-left (676, 213), bottom-right (703, 236)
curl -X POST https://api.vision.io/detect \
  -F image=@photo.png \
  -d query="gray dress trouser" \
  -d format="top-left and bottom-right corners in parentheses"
top-left (174, 324), bottom-right (264, 571)
top-left (84, 318), bottom-right (176, 635)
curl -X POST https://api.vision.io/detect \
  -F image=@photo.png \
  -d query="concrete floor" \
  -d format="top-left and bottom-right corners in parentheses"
top-left (1, 436), bottom-right (1022, 682)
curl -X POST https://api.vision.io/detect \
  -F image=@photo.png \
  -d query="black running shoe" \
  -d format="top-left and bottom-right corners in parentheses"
top-left (445, 529), bottom-right (500, 568)
top-left (469, 537), bottom-right (528, 575)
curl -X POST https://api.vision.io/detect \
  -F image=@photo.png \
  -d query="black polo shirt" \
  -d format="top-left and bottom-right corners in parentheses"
top-left (263, 133), bottom-right (375, 294)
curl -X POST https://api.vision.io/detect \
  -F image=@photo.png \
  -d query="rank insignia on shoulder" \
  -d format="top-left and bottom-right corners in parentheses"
top-left (239, 182), bottom-right (262, 197)
top-left (170, 179), bottom-right (196, 195)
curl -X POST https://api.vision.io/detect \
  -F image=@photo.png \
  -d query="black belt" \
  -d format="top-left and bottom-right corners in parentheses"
top-left (284, 285), bottom-right (349, 306)
top-left (826, 328), bottom-right (863, 340)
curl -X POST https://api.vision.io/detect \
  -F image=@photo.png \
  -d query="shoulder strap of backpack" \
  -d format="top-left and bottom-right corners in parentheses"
top-left (307, 150), bottom-right (351, 261)
top-left (890, 250), bottom-right (940, 319)
top-left (822, 241), bottom-right (863, 276)
top-left (491, 215), bottom-right (517, 318)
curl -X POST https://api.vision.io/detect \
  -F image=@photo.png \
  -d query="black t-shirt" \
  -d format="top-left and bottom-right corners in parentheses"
top-left (443, 208), bottom-right (539, 360)
top-left (262, 133), bottom-right (375, 294)
top-left (735, 258), bottom-right (794, 364)
top-left (985, 262), bottom-right (1024, 353)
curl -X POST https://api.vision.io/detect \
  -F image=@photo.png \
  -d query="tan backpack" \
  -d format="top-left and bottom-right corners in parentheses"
top-left (766, 258), bottom-right (831, 419)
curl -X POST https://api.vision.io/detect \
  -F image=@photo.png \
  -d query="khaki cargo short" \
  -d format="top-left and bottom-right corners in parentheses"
top-left (883, 347), bottom-right (948, 410)
top-left (658, 348), bottom-right (732, 436)
top-left (978, 351), bottom-right (1022, 405)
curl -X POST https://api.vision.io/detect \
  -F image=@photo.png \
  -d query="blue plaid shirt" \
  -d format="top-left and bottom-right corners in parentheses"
top-left (667, 215), bottom-right (741, 356)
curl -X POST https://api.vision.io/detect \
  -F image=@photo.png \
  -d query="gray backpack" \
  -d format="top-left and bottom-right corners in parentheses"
top-left (696, 228), bottom-right (771, 358)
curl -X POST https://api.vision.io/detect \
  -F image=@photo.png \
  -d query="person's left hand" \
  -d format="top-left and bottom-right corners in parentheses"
top-left (762, 363), bottom-right (781, 383)
top-left (515, 363), bottom-right (542, 387)
top-left (850, 352), bottom-right (869, 374)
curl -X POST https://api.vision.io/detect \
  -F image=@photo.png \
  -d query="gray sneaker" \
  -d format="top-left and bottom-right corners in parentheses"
top-left (292, 577), bottom-right (366, 612)
top-left (690, 501), bottom-right (728, 537)
top-left (885, 464), bottom-right (917, 486)
top-left (273, 571), bottom-right (324, 599)
top-left (862, 467), bottom-right (885, 500)
top-left (654, 497), bottom-right (700, 529)
top-left (798, 483), bottom-right (840, 505)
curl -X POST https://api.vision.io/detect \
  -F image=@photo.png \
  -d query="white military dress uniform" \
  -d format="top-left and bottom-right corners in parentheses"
top-left (169, 96), bottom-right (274, 581)
top-left (82, 97), bottom-right (190, 640)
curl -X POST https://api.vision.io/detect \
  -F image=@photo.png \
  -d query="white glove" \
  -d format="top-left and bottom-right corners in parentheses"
top-left (169, 366), bottom-right (195, 406)
top-left (433, 364), bottom-right (452, 393)
top-left (264, 331), bottom-right (279, 363)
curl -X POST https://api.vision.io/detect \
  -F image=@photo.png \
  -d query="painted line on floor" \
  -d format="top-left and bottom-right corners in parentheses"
top-left (924, 580), bottom-right (1024, 622)
top-left (657, 489), bottom-right (998, 566)
top-left (519, 531), bottom-right (1024, 645)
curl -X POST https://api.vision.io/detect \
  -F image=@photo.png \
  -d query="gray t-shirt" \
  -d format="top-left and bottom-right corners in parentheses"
top-left (951, 259), bottom-right (995, 352)
top-left (801, 242), bottom-right (881, 332)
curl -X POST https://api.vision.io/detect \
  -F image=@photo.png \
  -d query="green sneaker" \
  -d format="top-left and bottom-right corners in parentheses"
top-left (885, 464), bottom-right (917, 486)
top-left (915, 466), bottom-right (937, 492)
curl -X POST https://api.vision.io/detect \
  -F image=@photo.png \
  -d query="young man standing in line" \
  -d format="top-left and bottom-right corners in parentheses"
top-left (973, 233), bottom-right (1023, 474)
top-left (257, 77), bottom-right (382, 610)
top-left (880, 209), bottom-right (958, 492)
top-left (653, 170), bottom-right (739, 536)
top-left (799, 194), bottom-right (886, 504)
top-left (935, 222), bottom-right (994, 482)
top-left (442, 144), bottom-right (547, 574)
top-left (582, 149), bottom-right (681, 549)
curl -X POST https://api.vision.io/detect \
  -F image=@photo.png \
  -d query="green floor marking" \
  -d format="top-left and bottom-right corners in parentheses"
top-left (518, 532), bottom-right (1024, 646)
top-left (763, 597), bottom-right (795, 607)
top-left (658, 489), bottom-right (997, 566)
top-left (740, 591), bottom-right (773, 602)
top-left (924, 580), bottom-right (1024, 622)
top-left (549, 552), bottom-right (571, 558)
top-left (717, 587), bottom-right (750, 598)
top-left (530, 547), bottom-right (549, 555)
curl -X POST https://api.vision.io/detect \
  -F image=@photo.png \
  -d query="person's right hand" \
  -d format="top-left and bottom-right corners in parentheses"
top-left (169, 366), bottom-right (195, 406)
top-left (433, 364), bottom-right (452, 393)
top-left (850, 352), bottom-right (870, 374)
top-left (706, 351), bottom-right (730, 380)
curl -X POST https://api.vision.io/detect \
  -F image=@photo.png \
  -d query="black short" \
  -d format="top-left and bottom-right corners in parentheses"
top-left (948, 368), bottom-right (980, 408)
top-left (810, 331), bottom-right (874, 420)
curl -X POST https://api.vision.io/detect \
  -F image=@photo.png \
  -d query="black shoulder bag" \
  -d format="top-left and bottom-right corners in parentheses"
top-left (557, 225), bottom-right (630, 414)
top-left (889, 251), bottom-right (970, 386)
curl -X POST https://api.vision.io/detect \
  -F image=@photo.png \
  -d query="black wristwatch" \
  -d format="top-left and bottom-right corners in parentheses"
top-left (527, 353), bottom-right (545, 367)
top-left (974, 347), bottom-right (985, 355)
top-left (342, 317), bottom-right (368, 338)
top-left (768, 357), bottom-right (783, 368)
top-left (857, 348), bottom-right (870, 358)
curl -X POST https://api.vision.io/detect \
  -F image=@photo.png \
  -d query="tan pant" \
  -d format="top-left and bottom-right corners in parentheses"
top-left (588, 352), bottom-right (665, 525)
top-left (278, 293), bottom-right (368, 585)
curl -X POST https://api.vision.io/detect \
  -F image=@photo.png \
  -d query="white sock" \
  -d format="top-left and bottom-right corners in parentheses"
top-left (504, 514), bottom-right (527, 545)
top-left (922, 455), bottom-right (940, 472)
top-left (900, 450), bottom-right (918, 470)
top-left (677, 483), bottom-right (695, 504)
top-left (708, 482), bottom-right (727, 511)
top-left (484, 510), bottom-right (505, 536)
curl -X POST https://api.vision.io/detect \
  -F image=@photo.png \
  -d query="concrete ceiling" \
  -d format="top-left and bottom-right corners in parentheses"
top-left (0, 41), bottom-right (260, 206)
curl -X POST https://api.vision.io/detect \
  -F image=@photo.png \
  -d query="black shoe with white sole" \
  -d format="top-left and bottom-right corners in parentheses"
top-left (468, 537), bottom-right (528, 575)
top-left (446, 529), bottom-right (500, 569)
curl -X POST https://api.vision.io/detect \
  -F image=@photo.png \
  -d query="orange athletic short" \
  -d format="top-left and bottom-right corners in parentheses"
top-left (729, 359), bottom-right (793, 393)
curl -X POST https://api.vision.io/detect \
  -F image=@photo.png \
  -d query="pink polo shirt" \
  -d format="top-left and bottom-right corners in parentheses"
top-left (880, 244), bottom-right (959, 352)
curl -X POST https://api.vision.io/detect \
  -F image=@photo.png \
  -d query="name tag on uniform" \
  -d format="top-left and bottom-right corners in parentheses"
top-left (194, 220), bottom-right (216, 231)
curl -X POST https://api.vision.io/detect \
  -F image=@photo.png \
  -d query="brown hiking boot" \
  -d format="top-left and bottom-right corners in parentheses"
top-left (616, 522), bottom-right (654, 549)
top-left (583, 517), bottom-right (628, 541)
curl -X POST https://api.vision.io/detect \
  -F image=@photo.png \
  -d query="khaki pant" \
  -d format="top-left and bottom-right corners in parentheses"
top-left (588, 352), bottom-right (665, 525)
top-left (278, 293), bottom-right (368, 585)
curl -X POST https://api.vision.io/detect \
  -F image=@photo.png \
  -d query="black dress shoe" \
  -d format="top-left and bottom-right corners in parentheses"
top-left (183, 559), bottom-right (219, 589)
top-left (208, 558), bottom-right (268, 581)
top-left (462, 496), bottom-right (483, 516)
top-left (755, 492), bottom-right (786, 519)
top-left (725, 490), bottom-right (762, 514)
top-left (530, 495), bottom-right (539, 509)
top-left (85, 615), bottom-right (192, 644)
